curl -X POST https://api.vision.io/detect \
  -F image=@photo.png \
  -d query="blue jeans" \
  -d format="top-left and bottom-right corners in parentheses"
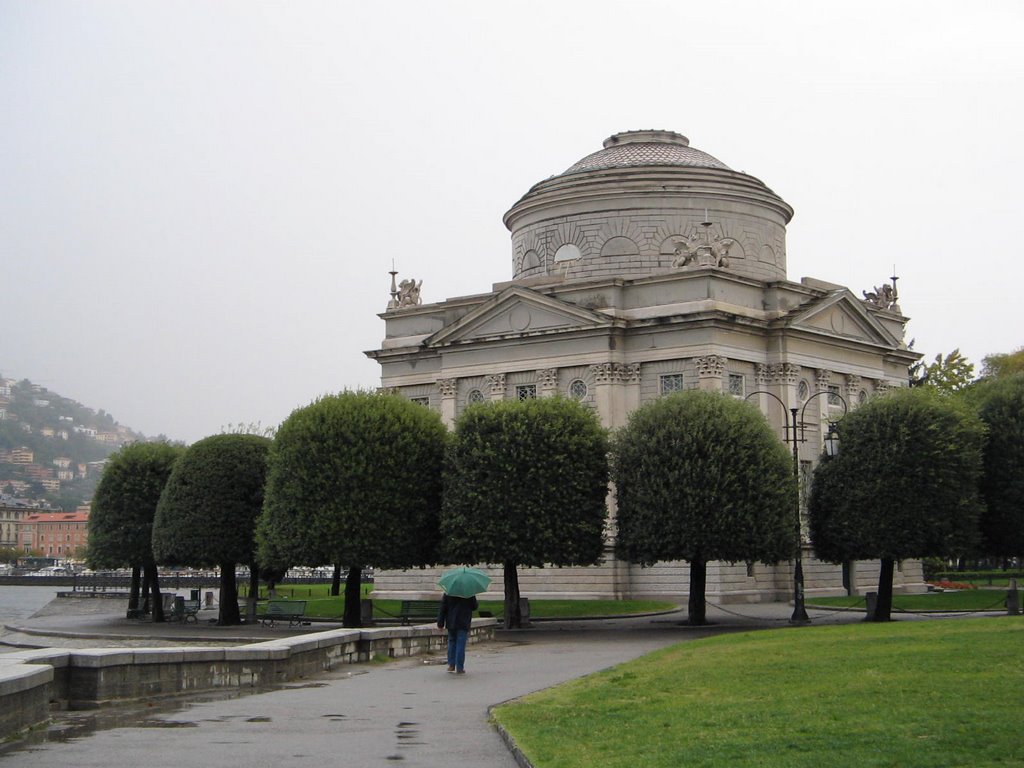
top-left (447, 628), bottom-right (469, 671)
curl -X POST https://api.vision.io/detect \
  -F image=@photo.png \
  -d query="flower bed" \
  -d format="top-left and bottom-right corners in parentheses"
top-left (928, 580), bottom-right (977, 591)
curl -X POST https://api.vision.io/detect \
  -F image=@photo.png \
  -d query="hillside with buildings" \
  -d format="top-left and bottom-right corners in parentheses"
top-left (0, 373), bottom-right (147, 513)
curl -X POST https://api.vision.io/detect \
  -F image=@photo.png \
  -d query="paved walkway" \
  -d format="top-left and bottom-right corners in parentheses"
top-left (0, 600), bottom-right (955, 767)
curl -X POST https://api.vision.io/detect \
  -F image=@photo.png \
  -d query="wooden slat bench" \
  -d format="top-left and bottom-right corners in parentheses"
top-left (260, 600), bottom-right (307, 628)
top-left (398, 600), bottom-right (442, 625)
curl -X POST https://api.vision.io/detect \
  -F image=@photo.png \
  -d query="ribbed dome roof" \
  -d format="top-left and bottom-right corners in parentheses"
top-left (562, 130), bottom-right (731, 175)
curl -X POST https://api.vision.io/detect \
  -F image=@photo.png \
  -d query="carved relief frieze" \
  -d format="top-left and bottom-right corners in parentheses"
top-left (485, 373), bottom-right (506, 397)
top-left (589, 363), bottom-right (616, 384)
top-left (622, 362), bottom-right (641, 383)
top-left (755, 363), bottom-right (772, 386)
top-left (695, 355), bottom-right (727, 378)
top-left (587, 362), bottom-right (641, 384)
top-left (777, 363), bottom-right (799, 385)
top-left (537, 368), bottom-right (558, 390)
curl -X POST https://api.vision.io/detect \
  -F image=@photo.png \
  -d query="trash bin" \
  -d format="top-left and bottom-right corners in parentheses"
top-left (519, 597), bottom-right (531, 628)
top-left (864, 591), bottom-right (878, 619)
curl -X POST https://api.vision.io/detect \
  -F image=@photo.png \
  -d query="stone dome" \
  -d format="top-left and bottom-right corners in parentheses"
top-left (562, 130), bottom-right (731, 175)
top-left (504, 130), bottom-right (793, 284)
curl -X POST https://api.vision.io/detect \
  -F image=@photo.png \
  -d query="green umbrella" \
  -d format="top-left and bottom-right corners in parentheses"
top-left (437, 566), bottom-right (491, 598)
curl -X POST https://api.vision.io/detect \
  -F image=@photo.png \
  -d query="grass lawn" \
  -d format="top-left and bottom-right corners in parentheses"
top-left (492, 618), bottom-right (1024, 768)
top-left (808, 590), bottom-right (1018, 612)
top-left (241, 584), bottom-right (676, 620)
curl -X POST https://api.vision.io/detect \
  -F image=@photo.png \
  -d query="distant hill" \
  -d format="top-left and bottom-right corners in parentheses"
top-left (0, 373), bottom-right (149, 511)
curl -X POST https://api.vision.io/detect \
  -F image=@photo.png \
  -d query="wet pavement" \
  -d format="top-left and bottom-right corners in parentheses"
top-left (0, 597), bottom-right (986, 767)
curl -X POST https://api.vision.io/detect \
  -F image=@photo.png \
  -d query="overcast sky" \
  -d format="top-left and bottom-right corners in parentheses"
top-left (2, 1), bottom-right (1022, 443)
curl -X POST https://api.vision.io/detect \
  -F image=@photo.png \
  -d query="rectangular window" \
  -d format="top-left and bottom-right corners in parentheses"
top-left (728, 373), bottom-right (745, 398)
top-left (516, 385), bottom-right (537, 401)
top-left (409, 396), bottom-right (430, 407)
top-left (660, 374), bottom-right (684, 395)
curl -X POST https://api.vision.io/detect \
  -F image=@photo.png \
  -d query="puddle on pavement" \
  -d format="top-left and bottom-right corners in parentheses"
top-left (0, 686), bottom-right (272, 756)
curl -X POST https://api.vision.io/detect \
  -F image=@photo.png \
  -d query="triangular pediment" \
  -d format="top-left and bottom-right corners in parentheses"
top-left (786, 290), bottom-right (900, 347)
top-left (426, 286), bottom-right (617, 347)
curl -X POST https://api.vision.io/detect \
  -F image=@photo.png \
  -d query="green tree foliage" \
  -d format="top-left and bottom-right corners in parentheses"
top-left (441, 397), bottom-right (609, 628)
top-left (611, 390), bottom-right (795, 625)
top-left (920, 349), bottom-right (975, 395)
top-left (258, 392), bottom-right (447, 627)
top-left (88, 442), bottom-right (184, 620)
top-left (973, 374), bottom-right (1024, 560)
top-left (152, 434), bottom-right (271, 626)
top-left (981, 347), bottom-right (1024, 380)
top-left (809, 387), bottom-right (985, 621)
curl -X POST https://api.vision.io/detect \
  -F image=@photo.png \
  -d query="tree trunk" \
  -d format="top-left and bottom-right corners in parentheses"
top-left (146, 562), bottom-right (164, 623)
top-left (140, 567), bottom-right (152, 614)
top-left (870, 558), bottom-right (895, 622)
top-left (246, 563), bottom-right (260, 623)
top-left (219, 563), bottom-right (240, 626)
top-left (343, 565), bottom-right (362, 627)
top-left (503, 560), bottom-right (522, 629)
top-left (331, 563), bottom-right (342, 597)
top-left (127, 565), bottom-right (142, 618)
top-left (688, 556), bottom-right (707, 626)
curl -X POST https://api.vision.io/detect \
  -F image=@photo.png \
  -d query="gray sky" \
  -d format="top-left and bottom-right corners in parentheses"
top-left (2, 1), bottom-right (1022, 443)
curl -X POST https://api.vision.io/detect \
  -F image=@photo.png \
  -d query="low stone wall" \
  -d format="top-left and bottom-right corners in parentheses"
top-left (0, 618), bottom-right (496, 742)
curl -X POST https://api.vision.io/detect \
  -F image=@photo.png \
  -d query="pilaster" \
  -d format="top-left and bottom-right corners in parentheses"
top-left (436, 378), bottom-right (457, 428)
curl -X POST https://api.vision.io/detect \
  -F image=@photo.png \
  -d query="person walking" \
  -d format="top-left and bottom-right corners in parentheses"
top-left (437, 592), bottom-right (478, 674)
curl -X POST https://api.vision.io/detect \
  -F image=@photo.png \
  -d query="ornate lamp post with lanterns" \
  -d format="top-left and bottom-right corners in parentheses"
top-left (746, 388), bottom-right (847, 624)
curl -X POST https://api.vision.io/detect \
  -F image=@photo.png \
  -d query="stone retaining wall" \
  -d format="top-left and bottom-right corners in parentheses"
top-left (0, 619), bottom-right (496, 742)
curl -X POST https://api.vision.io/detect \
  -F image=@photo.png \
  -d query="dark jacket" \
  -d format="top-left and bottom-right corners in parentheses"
top-left (437, 594), bottom-right (478, 631)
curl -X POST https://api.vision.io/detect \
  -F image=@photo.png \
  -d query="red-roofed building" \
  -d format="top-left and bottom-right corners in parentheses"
top-left (20, 509), bottom-right (89, 557)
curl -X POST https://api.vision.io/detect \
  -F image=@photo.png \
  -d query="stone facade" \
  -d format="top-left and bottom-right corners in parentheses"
top-left (366, 130), bottom-right (924, 603)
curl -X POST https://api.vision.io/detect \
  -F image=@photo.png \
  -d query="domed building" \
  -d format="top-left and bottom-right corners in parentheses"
top-left (367, 130), bottom-right (922, 604)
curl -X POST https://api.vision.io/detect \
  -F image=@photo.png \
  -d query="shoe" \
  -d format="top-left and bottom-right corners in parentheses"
top-left (447, 665), bottom-right (455, 673)
top-left (456, 670), bottom-right (466, 675)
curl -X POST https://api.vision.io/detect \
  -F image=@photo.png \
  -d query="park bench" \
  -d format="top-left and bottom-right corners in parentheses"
top-left (398, 600), bottom-right (443, 625)
top-left (168, 598), bottom-right (201, 623)
top-left (260, 599), bottom-right (308, 627)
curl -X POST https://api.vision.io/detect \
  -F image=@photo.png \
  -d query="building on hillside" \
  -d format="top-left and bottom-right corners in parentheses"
top-left (20, 509), bottom-right (89, 557)
top-left (10, 447), bottom-right (33, 465)
top-left (367, 130), bottom-right (922, 604)
top-left (0, 495), bottom-right (54, 549)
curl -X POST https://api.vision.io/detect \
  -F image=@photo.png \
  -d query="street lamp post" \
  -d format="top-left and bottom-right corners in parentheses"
top-left (746, 389), bottom-right (848, 625)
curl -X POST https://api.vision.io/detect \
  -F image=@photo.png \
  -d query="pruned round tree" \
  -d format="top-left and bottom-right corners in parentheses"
top-left (441, 396), bottom-right (609, 628)
top-left (611, 390), bottom-right (795, 625)
top-left (974, 374), bottom-right (1024, 562)
top-left (257, 391), bottom-right (447, 627)
top-left (808, 386), bottom-right (985, 621)
top-left (88, 441), bottom-right (184, 620)
top-left (152, 433), bottom-right (271, 626)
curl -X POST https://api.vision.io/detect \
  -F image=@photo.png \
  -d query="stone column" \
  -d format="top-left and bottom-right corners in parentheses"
top-left (589, 363), bottom-right (617, 429)
top-left (537, 368), bottom-right (558, 398)
top-left (485, 373), bottom-right (506, 402)
top-left (695, 354), bottom-right (727, 393)
top-left (845, 374), bottom-right (861, 410)
top-left (621, 362), bottom-right (641, 418)
top-left (436, 378), bottom-right (457, 428)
